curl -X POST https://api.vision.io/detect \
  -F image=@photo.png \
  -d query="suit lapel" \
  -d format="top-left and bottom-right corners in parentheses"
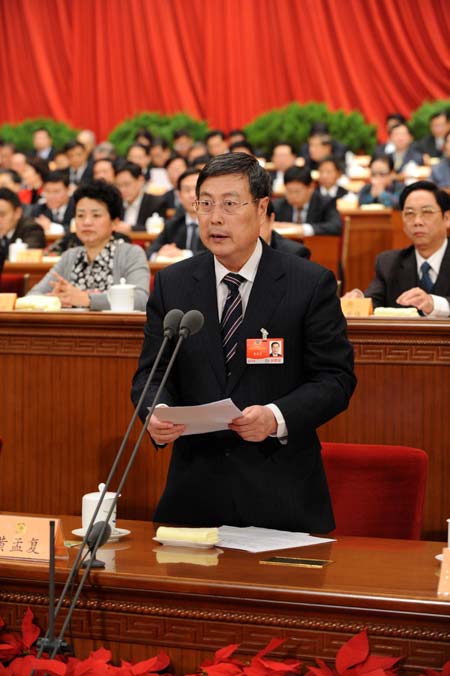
top-left (226, 245), bottom-right (286, 395)
top-left (433, 238), bottom-right (450, 296)
top-left (396, 247), bottom-right (418, 299)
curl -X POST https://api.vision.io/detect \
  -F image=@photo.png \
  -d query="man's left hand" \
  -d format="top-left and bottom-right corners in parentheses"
top-left (229, 405), bottom-right (277, 442)
top-left (396, 287), bottom-right (434, 314)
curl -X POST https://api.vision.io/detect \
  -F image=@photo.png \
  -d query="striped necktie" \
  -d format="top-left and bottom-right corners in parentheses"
top-left (221, 273), bottom-right (245, 374)
top-left (420, 261), bottom-right (434, 293)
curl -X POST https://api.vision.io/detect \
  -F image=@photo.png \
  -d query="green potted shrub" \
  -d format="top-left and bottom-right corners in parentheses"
top-left (0, 117), bottom-right (78, 152)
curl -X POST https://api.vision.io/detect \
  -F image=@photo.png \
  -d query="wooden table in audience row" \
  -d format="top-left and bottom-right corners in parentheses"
top-left (0, 312), bottom-right (449, 541)
top-left (0, 516), bottom-right (448, 674)
top-left (14, 209), bottom-right (405, 291)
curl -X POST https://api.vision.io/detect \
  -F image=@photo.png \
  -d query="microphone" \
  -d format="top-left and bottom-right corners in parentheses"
top-left (37, 308), bottom-right (184, 660)
top-left (46, 308), bottom-right (203, 659)
top-left (81, 521), bottom-right (112, 569)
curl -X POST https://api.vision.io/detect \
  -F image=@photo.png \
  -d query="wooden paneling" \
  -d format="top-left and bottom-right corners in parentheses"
top-left (0, 517), bottom-right (448, 675)
top-left (1, 313), bottom-right (450, 539)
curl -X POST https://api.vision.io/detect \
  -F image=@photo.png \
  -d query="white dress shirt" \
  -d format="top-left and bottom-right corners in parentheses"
top-left (124, 191), bottom-right (145, 226)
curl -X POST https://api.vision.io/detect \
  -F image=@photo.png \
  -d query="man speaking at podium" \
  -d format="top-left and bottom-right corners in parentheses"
top-left (132, 153), bottom-right (356, 533)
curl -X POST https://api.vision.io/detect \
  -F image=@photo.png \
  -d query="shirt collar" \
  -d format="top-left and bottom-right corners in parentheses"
top-left (214, 238), bottom-right (263, 287)
top-left (126, 189), bottom-right (145, 209)
top-left (415, 238), bottom-right (448, 275)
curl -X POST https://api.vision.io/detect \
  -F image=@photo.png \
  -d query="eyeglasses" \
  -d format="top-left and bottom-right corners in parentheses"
top-left (193, 199), bottom-right (258, 215)
top-left (402, 208), bottom-right (441, 223)
top-left (370, 171), bottom-right (390, 177)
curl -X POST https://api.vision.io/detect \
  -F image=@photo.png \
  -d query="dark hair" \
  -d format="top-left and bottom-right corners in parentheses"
top-left (177, 167), bottom-right (200, 191)
top-left (64, 140), bottom-right (85, 153)
top-left (173, 128), bottom-right (192, 140)
top-left (190, 154), bottom-right (210, 168)
top-left (93, 157), bottom-right (116, 170)
top-left (0, 187), bottom-right (21, 209)
top-left (266, 200), bottom-right (275, 218)
top-left (229, 140), bottom-right (255, 155)
top-left (229, 128), bottom-right (247, 139)
top-left (430, 109), bottom-right (450, 122)
top-left (25, 157), bottom-right (49, 181)
top-left (370, 154), bottom-right (394, 171)
top-left (0, 169), bottom-right (21, 185)
top-left (318, 156), bottom-right (344, 172)
top-left (390, 122), bottom-right (411, 135)
top-left (271, 142), bottom-right (296, 155)
top-left (399, 180), bottom-right (450, 212)
top-left (45, 170), bottom-right (69, 187)
top-left (151, 137), bottom-right (170, 150)
top-left (386, 113), bottom-right (406, 125)
top-left (33, 127), bottom-right (52, 138)
top-left (308, 131), bottom-right (332, 144)
top-left (205, 130), bottom-right (226, 142)
top-left (196, 152), bottom-right (271, 199)
top-left (115, 161), bottom-right (143, 180)
top-left (165, 154), bottom-right (187, 169)
top-left (134, 128), bottom-right (153, 145)
top-left (73, 180), bottom-right (123, 220)
top-left (283, 166), bottom-right (313, 186)
top-left (309, 122), bottom-right (330, 135)
top-left (127, 142), bottom-right (150, 157)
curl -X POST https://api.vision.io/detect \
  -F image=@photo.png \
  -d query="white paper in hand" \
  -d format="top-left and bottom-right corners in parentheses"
top-left (154, 398), bottom-right (243, 435)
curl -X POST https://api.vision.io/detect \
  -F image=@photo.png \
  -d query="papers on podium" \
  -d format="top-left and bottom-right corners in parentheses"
top-left (218, 526), bottom-right (335, 553)
top-left (155, 398), bottom-right (243, 435)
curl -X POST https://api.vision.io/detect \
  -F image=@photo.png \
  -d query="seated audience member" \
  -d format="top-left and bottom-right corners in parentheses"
top-left (0, 142), bottom-right (15, 169)
top-left (205, 130), bottom-right (228, 156)
top-left (115, 162), bottom-right (165, 231)
top-left (430, 131), bottom-right (450, 188)
top-left (126, 143), bottom-right (151, 180)
top-left (358, 155), bottom-right (401, 208)
top-left (11, 152), bottom-right (27, 180)
top-left (0, 169), bottom-right (22, 193)
top-left (230, 140), bottom-right (255, 156)
top-left (301, 124), bottom-right (347, 171)
top-left (0, 187), bottom-right (46, 271)
top-left (150, 138), bottom-right (172, 168)
top-left (374, 113), bottom-right (407, 155)
top-left (317, 157), bottom-right (348, 200)
top-left (172, 129), bottom-right (194, 158)
top-left (20, 158), bottom-right (49, 205)
top-left (27, 181), bottom-right (149, 310)
top-left (190, 154), bottom-right (209, 170)
top-left (147, 168), bottom-right (204, 259)
top-left (163, 155), bottom-right (188, 210)
top-left (346, 181), bottom-right (450, 316)
top-left (93, 158), bottom-right (116, 184)
top-left (77, 130), bottom-right (96, 160)
top-left (414, 110), bottom-right (450, 160)
top-left (31, 171), bottom-right (74, 233)
top-left (261, 201), bottom-right (310, 258)
top-left (187, 141), bottom-right (208, 165)
top-left (31, 128), bottom-right (55, 161)
top-left (270, 142), bottom-right (297, 192)
top-left (51, 150), bottom-right (70, 173)
top-left (134, 128), bottom-right (153, 149)
top-left (388, 123), bottom-right (423, 172)
top-left (93, 142), bottom-right (116, 161)
top-left (65, 141), bottom-right (92, 186)
top-left (229, 129), bottom-right (247, 144)
top-left (274, 166), bottom-right (342, 236)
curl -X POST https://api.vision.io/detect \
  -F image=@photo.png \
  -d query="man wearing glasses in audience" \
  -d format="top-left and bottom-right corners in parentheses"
top-left (346, 181), bottom-right (450, 316)
top-left (132, 152), bottom-right (356, 532)
top-left (358, 155), bottom-right (401, 208)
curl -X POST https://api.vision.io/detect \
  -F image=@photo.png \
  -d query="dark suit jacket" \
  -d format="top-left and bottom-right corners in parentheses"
top-left (387, 146), bottom-right (423, 172)
top-left (431, 158), bottom-right (450, 188)
top-left (130, 193), bottom-right (167, 231)
top-left (0, 218), bottom-right (46, 272)
top-left (147, 210), bottom-right (206, 257)
top-left (270, 230), bottom-right (310, 258)
top-left (413, 134), bottom-right (444, 158)
top-left (273, 192), bottom-right (342, 235)
top-left (131, 242), bottom-right (356, 532)
top-left (30, 199), bottom-right (75, 232)
top-left (364, 239), bottom-right (450, 308)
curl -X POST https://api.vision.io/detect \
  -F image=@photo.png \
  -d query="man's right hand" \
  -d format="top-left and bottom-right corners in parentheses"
top-left (148, 413), bottom-right (185, 445)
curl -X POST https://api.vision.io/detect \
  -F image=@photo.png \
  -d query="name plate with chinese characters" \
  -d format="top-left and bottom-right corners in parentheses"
top-left (0, 294), bottom-right (17, 311)
top-left (15, 248), bottom-right (43, 263)
top-left (340, 297), bottom-right (373, 318)
top-left (0, 515), bottom-right (68, 562)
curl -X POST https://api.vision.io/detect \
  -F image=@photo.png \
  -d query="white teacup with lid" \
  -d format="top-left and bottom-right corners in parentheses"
top-left (82, 482), bottom-right (118, 532)
top-left (9, 238), bottom-right (27, 262)
top-left (107, 277), bottom-right (135, 312)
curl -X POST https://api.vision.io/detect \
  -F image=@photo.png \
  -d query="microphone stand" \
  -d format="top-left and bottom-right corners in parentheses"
top-left (49, 312), bottom-right (203, 659)
top-left (35, 308), bottom-right (185, 660)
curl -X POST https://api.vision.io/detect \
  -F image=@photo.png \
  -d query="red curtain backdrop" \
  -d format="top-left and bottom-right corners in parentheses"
top-left (0, 0), bottom-right (449, 141)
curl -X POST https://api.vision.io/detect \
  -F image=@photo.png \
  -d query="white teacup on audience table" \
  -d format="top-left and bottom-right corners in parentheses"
top-left (82, 482), bottom-right (118, 532)
top-left (107, 277), bottom-right (135, 312)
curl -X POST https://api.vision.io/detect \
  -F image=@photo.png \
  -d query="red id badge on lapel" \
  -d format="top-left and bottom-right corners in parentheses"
top-left (246, 338), bottom-right (284, 364)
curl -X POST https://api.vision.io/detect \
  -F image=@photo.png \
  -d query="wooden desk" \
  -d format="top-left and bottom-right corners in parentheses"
top-left (0, 517), bottom-right (448, 674)
top-left (1, 314), bottom-right (450, 540)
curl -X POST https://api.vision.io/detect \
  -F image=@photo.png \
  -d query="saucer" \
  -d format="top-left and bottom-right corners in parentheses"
top-left (153, 537), bottom-right (217, 549)
top-left (72, 527), bottom-right (131, 543)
